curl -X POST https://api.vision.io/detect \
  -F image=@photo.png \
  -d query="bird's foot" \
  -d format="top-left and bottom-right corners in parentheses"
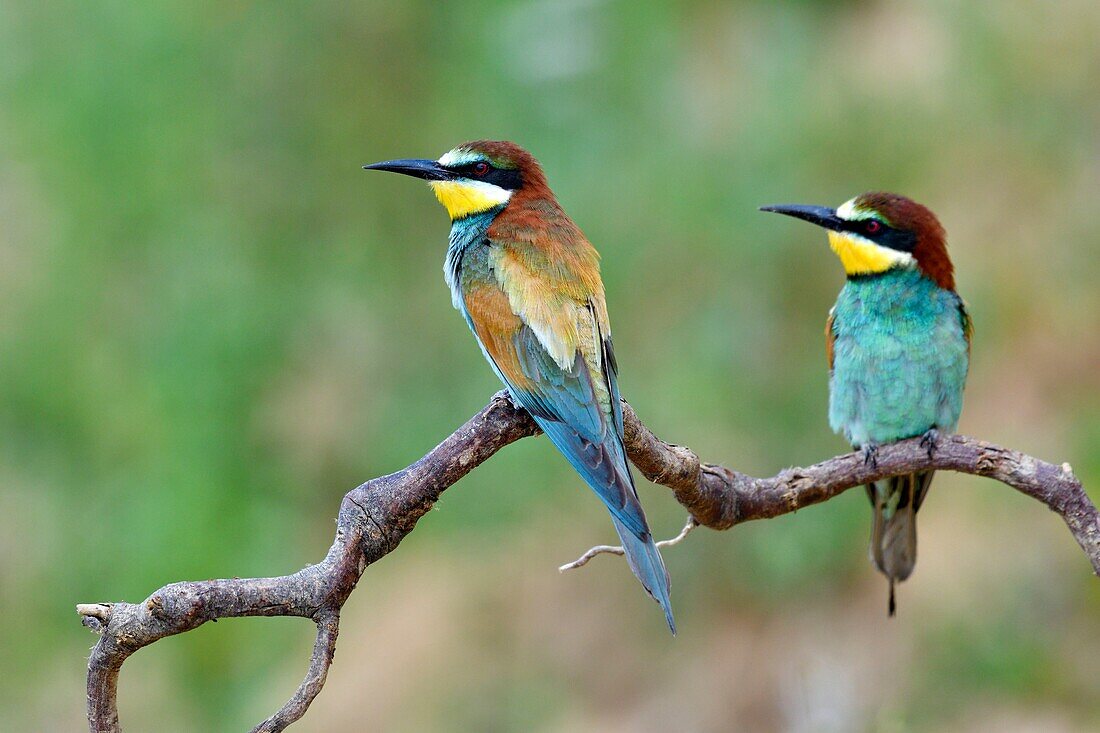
top-left (495, 389), bottom-right (525, 412)
top-left (862, 443), bottom-right (879, 469)
top-left (919, 428), bottom-right (940, 460)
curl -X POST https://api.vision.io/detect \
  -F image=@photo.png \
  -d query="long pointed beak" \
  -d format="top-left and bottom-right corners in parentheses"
top-left (362, 158), bottom-right (453, 181)
top-left (759, 204), bottom-right (845, 232)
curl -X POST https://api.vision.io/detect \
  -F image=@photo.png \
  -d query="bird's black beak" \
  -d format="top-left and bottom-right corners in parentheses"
top-left (759, 204), bottom-right (845, 232)
top-left (362, 158), bottom-right (453, 181)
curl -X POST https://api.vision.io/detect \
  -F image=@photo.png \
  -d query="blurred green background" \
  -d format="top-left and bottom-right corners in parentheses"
top-left (2, 0), bottom-right (1098, 730)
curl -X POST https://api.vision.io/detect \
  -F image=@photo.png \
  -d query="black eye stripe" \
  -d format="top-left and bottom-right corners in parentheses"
top-left (843, 218), bottom-right (917, 252)
top-left (446, 162), bottom-right (523, 191)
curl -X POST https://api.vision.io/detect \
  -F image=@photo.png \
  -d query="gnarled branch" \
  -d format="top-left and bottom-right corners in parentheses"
top-left (77, 391), bottom-right (1098, 732)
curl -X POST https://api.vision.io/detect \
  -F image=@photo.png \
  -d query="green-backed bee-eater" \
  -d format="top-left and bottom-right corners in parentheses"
top-left (364, 141), bottom-right (674, 632)
top-left (761, 193), bottom-right (971, 614)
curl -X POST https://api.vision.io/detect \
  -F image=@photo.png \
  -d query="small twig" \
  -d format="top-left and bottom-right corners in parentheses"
top-left (77, 604), bottom-right (112, 635)
top-left (559, 515), bottom-right (700, 571)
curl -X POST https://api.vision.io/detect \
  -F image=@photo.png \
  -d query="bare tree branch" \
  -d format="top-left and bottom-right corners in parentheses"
top-left (77, 391), bottom-right (1098, 731)
top-left (617, 401), bottom-right (1099, 571)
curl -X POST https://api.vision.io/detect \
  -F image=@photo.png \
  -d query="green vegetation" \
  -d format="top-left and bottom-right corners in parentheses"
top-left (1, 1), bottom-right (1097, 730)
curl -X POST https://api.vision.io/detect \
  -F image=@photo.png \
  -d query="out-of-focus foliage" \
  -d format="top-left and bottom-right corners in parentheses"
top-left (1, 1), bottom-right (1098, 730)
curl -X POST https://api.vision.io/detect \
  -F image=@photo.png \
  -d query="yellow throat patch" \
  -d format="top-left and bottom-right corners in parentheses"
top-left (430, 180), bottom-right (511, 220)
top-left (827, 230), bottom-right (913, 276)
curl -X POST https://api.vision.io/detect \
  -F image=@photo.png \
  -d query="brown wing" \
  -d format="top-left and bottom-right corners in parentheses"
top-left (959, 299), bottom-right (973, 356)
top-left (825, 308), bottom-right (837, 371)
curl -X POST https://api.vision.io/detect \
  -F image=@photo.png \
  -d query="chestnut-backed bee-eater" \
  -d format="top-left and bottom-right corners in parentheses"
top-left (761, 193), bottom-right (971, 614)
top-left (364, 141), bottom-right (674, 632)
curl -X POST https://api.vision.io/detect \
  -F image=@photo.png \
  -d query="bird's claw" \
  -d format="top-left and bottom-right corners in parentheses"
top-left (920, 428), bottom-right (940, 459)
top-left (507, 391), bottom-right (525, 412)
top-left (862, 444), bottom-right (879, 469)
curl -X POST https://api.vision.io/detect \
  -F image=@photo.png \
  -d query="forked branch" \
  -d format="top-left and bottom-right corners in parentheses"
top-left (78, 391), bottom-right (1098, 732)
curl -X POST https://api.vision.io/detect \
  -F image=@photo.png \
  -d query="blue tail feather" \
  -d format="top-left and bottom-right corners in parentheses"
top-left (537, 418), bottom-right (675, 632)
top-left (610, 515), bottom-right (675, 634)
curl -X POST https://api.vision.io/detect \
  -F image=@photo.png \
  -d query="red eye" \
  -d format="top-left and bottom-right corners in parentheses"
top-left (472, 162), bottom-right (490, 176)
top-left (864, 220), bottom-right (882, 234)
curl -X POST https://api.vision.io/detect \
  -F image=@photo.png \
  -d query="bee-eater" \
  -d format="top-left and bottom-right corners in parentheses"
top-left (364, 141), bottom-right (674, 632)
top-left (761, 193), bottom-right (971, 614)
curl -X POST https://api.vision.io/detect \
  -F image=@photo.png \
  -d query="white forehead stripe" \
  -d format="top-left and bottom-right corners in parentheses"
top-left (836, 198), bottom-right (858, 220)
top-left (837, 197), bottom-right (879, 222)
top-left (438, 148), bottom-right (482, 167)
